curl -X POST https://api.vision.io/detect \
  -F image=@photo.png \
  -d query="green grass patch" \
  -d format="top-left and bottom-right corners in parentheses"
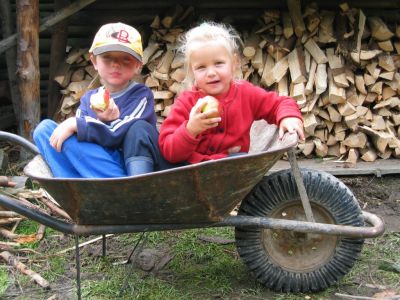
top-left (341, 233), bottom-right (400, 287)
top-left (0, 267), bottom-right (10, 295)
top-left (14, 219), bottom-right (39, 235)
top-left (42, 255), bottom-right (69, 281)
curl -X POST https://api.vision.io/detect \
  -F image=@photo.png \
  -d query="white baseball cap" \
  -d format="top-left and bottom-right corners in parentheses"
top-left (89, 22), bottom-right (143, 62)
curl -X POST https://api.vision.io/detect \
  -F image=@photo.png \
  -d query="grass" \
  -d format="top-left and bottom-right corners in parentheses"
top-left (0, 220), bottom-right (399, 299)
top-left (0, 266), bottom-right (9, 295)
top-left (342, 233), bottom-right (400, 288)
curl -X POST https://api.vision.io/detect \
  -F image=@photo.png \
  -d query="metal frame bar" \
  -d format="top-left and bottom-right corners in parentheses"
top-left (0, 193), bottom-right (384, 238)
top-left (287, 149), bottom-right (315, 222)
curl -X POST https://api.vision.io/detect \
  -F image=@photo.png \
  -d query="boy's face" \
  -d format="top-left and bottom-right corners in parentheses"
top-left (190, 43), bottom-right (236, 97)
top-left (90, 51), bottom-right (141, 92)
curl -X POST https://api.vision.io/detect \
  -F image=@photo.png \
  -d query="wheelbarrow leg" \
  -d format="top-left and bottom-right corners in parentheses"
top-left (287, 149), bottom-right (315, 222)
top-left (102, 234), bottom-right (106, 257)
top-left (75, 235), bottom-right (82, 300)
top-left (119, 232), bottom-right (148, 297)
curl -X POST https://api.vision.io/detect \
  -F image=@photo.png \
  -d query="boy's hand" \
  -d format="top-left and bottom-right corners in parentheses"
top-left (279, 117), bottom-right (305, 141)
top-left (187, 98), bottom-right (221, 137)
top-left (93, 98), bottom-right (120, 122)
top-left (49, 117), bottom-right (77, 152)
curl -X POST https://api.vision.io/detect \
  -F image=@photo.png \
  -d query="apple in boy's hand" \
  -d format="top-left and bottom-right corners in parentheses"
top-left (200, 96), bottom-right (220, 118)
top-left (90, 89), bottom-right (110, 111)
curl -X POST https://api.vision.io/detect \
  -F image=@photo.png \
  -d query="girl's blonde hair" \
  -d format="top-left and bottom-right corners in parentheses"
top-left (179, 21), bottom-right (243, 89)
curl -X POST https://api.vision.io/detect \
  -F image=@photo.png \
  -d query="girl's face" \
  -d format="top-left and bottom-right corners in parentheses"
top-left (91, 51), bottom-right (141, 92)
top-left (189, 43), bottom-right (236, 97)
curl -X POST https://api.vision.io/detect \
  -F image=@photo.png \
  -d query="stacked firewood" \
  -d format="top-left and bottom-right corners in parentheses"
top-left (54, 2), bottom-right (400, 162)
top-left (53, 47), bottom-right (101, 121)
top-left (241, 2), bottom-right (400, 163)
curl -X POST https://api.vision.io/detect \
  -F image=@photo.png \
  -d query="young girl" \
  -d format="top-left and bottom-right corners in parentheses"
top-left (158, 22), bottom-right (304, 164)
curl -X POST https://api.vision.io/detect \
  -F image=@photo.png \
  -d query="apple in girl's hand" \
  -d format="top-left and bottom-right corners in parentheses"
top-left (90, 89), bottom-right (110, 111)
top-left (200, 96), bottom-right (220, 118)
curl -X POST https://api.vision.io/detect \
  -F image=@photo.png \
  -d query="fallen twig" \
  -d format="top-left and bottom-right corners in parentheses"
top-left (56, 234), bottom-right (114, 254)
top-left (0, 251), bottom-right (50, 289)
top-left (11, 219), bottom-right (21, 233)
top-left (335, 292), bottom-right (400, 300)
top-left (0, 190), bottom-right (49, 215)
top-left (0, 176), bottom-right (16, 187)
top-left (16, 196), bottom-right (49, 215)
top-left (0, 211), bottom-right (21, 218)
top-left (0, 227), bottom-right (18, 240)
top-left (0, 226), bottom-right (44, 244)
top-left (0, 243), bottom-right (16, 252)
top-left (364, 283), bottom-right (387, 290)
top-left (198, 235), bottom-right (235, 244)
top-left (0, 217), bottom-right (24, 225)
top-left (36, 224), bottom-right (46, 241)
top-left (0, 241), bottom-right (21, 248)
top-left (39, 196), bottom-right (71, 220)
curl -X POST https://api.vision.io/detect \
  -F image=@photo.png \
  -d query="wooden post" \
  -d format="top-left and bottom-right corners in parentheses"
top-left (48, 0), bottom-right (70, 118)
top-left (16, 0), bottom-right (40, 141)
top-left (0, 0), bottom-right (21, 123)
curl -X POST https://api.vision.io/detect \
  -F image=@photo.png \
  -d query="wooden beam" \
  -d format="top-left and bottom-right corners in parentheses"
top-left (0, 0), bottom-right (96, 55)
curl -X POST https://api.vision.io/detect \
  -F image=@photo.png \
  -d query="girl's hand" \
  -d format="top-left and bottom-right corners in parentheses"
top-left (93, 98), bottom-right (120, 122)
top-left (49, 117), bottom-right (77, 152)
top-left (186, 98), bottom-right (221, 137)
top-left (279, 117), bottom-right (305, 141)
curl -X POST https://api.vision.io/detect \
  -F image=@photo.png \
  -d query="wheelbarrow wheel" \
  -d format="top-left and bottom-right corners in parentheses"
top-left (235, 169), bottom-right (364, 293)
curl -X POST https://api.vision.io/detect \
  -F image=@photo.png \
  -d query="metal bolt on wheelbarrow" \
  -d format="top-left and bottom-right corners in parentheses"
top-left (0, 130), bottom-right (385, 299)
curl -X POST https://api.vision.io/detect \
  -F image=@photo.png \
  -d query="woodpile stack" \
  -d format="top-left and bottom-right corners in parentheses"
top-left (54, 2), bottom-right (400, 162)
top-left (53, 47), bottom-right (100, 121)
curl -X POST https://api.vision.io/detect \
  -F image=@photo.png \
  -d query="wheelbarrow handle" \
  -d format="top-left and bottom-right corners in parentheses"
top-left (0, 131), bottom-right (39, 154)
top-left (222, 212), bottom-right (385, 238)
top-left (0, 193), bottom-right (222, 235)
top-left (0, 192), bottom-right (385, 238)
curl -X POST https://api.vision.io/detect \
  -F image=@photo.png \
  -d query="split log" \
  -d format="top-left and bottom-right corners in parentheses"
top-left (368, 17), bottom-right (394, 41)
top-left (304, 39), bottom-right (328, 64)
top-left (288, 47), bottom-right (307, 84)
top-left (318, 11), bottom-right (336, 44)
top-left (287, 0), bottom-right (305, 37)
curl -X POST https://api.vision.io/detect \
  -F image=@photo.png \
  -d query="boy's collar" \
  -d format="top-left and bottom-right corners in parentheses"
top-left (102, 81), bottom-right (138, 97)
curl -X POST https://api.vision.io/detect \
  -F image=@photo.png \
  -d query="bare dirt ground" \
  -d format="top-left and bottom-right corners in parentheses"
top-left (340, 174), bottom-right (400, 233)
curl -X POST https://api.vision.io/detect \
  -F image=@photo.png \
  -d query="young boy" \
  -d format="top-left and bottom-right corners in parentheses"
top-left (34, 22), bottom-right (167, 178)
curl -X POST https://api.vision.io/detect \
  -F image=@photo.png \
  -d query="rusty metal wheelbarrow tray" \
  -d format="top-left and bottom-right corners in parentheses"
top-left (0, 130), bottom-right (384, 238)
top-left (0, 131), bottom-right (292, 225)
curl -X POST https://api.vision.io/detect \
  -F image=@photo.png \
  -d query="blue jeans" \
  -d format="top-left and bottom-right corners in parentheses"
top-left (33, 119), bottom-right (171, 178)
top-left (122, 119), bottom-right (175, 173)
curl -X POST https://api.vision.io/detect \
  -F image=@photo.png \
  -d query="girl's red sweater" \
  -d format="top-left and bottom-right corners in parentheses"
top-left (159, 80), bottom-right (303, 164)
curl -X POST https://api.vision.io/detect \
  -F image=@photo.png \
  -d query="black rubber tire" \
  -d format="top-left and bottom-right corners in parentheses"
top-left (235, 169), bottom-right (364, 293)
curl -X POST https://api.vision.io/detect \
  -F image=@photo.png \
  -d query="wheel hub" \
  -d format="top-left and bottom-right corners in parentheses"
top-left (261, 201), bottom-right (338, 272)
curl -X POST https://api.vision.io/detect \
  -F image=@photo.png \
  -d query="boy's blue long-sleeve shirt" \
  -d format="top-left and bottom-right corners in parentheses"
top-left (75, 81), bottom-right (156, 148)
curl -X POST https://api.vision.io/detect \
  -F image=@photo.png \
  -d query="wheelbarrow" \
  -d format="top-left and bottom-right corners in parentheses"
top-left (0, 130), bottom-right (384, 299)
